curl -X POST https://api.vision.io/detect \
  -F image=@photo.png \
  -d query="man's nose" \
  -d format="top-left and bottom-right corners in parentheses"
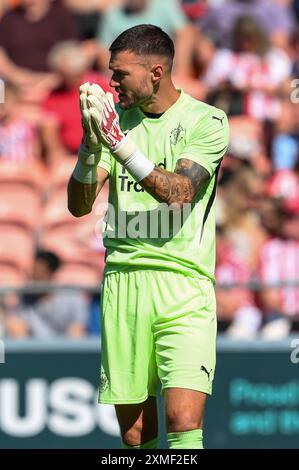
top-left (109, 77), bottom-right (119, 88)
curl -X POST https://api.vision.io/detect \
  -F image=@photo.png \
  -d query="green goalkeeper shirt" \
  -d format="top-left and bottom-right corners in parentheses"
top-left (98, 90), bottom-right (229, 282)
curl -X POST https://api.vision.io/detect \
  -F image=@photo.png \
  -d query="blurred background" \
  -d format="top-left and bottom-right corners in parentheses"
top-left (0, 0), bottom-right (299, 449)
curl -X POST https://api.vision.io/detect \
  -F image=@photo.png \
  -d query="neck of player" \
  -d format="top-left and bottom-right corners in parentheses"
top-left (140, 81), bottom-right (180, 115)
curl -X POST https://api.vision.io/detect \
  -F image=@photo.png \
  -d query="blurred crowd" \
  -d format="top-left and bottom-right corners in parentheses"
top-left (0, 0), bottom-right (299, 340)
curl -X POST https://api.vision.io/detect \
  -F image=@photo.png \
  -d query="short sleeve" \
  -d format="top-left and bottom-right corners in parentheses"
top-left (98, 145), bottom-right (112, 174)
top-left (179, 108), bottom-right (229, 176)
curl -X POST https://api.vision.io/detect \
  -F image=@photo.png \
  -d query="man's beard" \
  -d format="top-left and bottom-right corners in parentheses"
top-left (119, 91), bottom-right (153, 110)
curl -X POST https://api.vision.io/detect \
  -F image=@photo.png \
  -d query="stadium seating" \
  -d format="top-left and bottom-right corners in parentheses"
top-left (0, 160), bottom-right (45, 192)
top-left (0, 224), bottom-right (34, 276)
top-left (0, 185), bottom-right (42, 230)
top-left (0, 262), bottom-right (26, 286)
top-left (54, 262), bottom-right (103, 286)
top-left (48, 157), bottom-right (78, 192)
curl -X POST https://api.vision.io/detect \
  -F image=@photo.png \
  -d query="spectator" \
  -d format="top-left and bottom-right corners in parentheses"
top-left (216, 226), bottom-right (262, 339)
top-left (220, 166), bottom-right (267, 272)
top-left (4, 250), bottom-right (89, 338)
top-left (0, 0), bottom-right (79, 101)
top-left (42, 40), bottom-right (115, 158)
top-left (204, 15), bottom-right (291, 120)
top-left (226, 115), bottom-right (271, 176)
top-left (259, 201), bottom-right (299, 339)
top-left (96, 0), bottom-right (197, 79)
top-left (0, 0), bottom-right (79, 73)
top-left (267, 134), bottom-right (299, 204)
top-left (0, 81), bottom-right (40, 162)
top-left (201, 0), bottom-right (296, 50)
top-left (259, 196), bottom-right (286, 239)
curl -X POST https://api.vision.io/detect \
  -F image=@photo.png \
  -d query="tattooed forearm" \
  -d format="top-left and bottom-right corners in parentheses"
top-left (175, 158), bottom-right (210, 190)
top-left (140, 158), bottom-right (210, 207)
top-left (141, 166), bottom-right (192, 205)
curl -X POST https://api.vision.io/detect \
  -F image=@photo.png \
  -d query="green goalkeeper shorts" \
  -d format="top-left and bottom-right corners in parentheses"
top-left (98, 270), bottom-right (217, 404)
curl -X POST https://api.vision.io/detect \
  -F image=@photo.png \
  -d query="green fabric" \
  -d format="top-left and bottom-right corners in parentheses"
top-left (167, 429), bottom-right (203, 449)
top-left (98, 271), bottom-right (216, 404)
top-left (99, 90), bottom-right (229, 282)
top-left (122, 437), bottom-right (158, 449)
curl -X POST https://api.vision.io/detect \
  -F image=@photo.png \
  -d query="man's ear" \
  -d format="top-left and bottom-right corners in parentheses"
top-left (151, 64), bottom-right (163, 84)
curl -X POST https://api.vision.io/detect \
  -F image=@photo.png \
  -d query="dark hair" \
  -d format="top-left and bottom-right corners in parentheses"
top-left (232, 15), bottom-right (269, 57)
top-left (109, 24), bottom-right (175, 70)
top-left (35, 250), bottom-right (61, 273)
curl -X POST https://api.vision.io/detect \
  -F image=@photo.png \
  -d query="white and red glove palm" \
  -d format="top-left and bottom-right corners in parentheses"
top-left (87, 90), bottom-right (125, 151)
top-left (73, 82), bottom-right (103, 184)
top-left (85, 83), bottom-right (137, 162)
top-left (79, 82), bottom-right (103, 153)
top-left (81, 82), bottom-right (154, 181)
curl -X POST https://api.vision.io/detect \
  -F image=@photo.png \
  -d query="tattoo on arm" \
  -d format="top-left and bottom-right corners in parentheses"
top-left (140, 158), bottom-right (210, 206)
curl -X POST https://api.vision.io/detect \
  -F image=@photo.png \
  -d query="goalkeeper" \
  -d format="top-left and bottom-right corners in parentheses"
top-left (67, 24), bottom-right (229, 450)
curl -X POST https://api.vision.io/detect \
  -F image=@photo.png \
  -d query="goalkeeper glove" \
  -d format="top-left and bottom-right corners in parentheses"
top-left (87, 84), bottom-right (154, 182)
top-left (72, 82), bottom-right (102, 184)
top-left (80, 81), bottom-right (104, 153)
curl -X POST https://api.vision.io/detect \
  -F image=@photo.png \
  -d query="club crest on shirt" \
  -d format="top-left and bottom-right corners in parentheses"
top-left (100, 367), bottom-right (109, 393)
top-left (170, 123), bottom-right (185, 145)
